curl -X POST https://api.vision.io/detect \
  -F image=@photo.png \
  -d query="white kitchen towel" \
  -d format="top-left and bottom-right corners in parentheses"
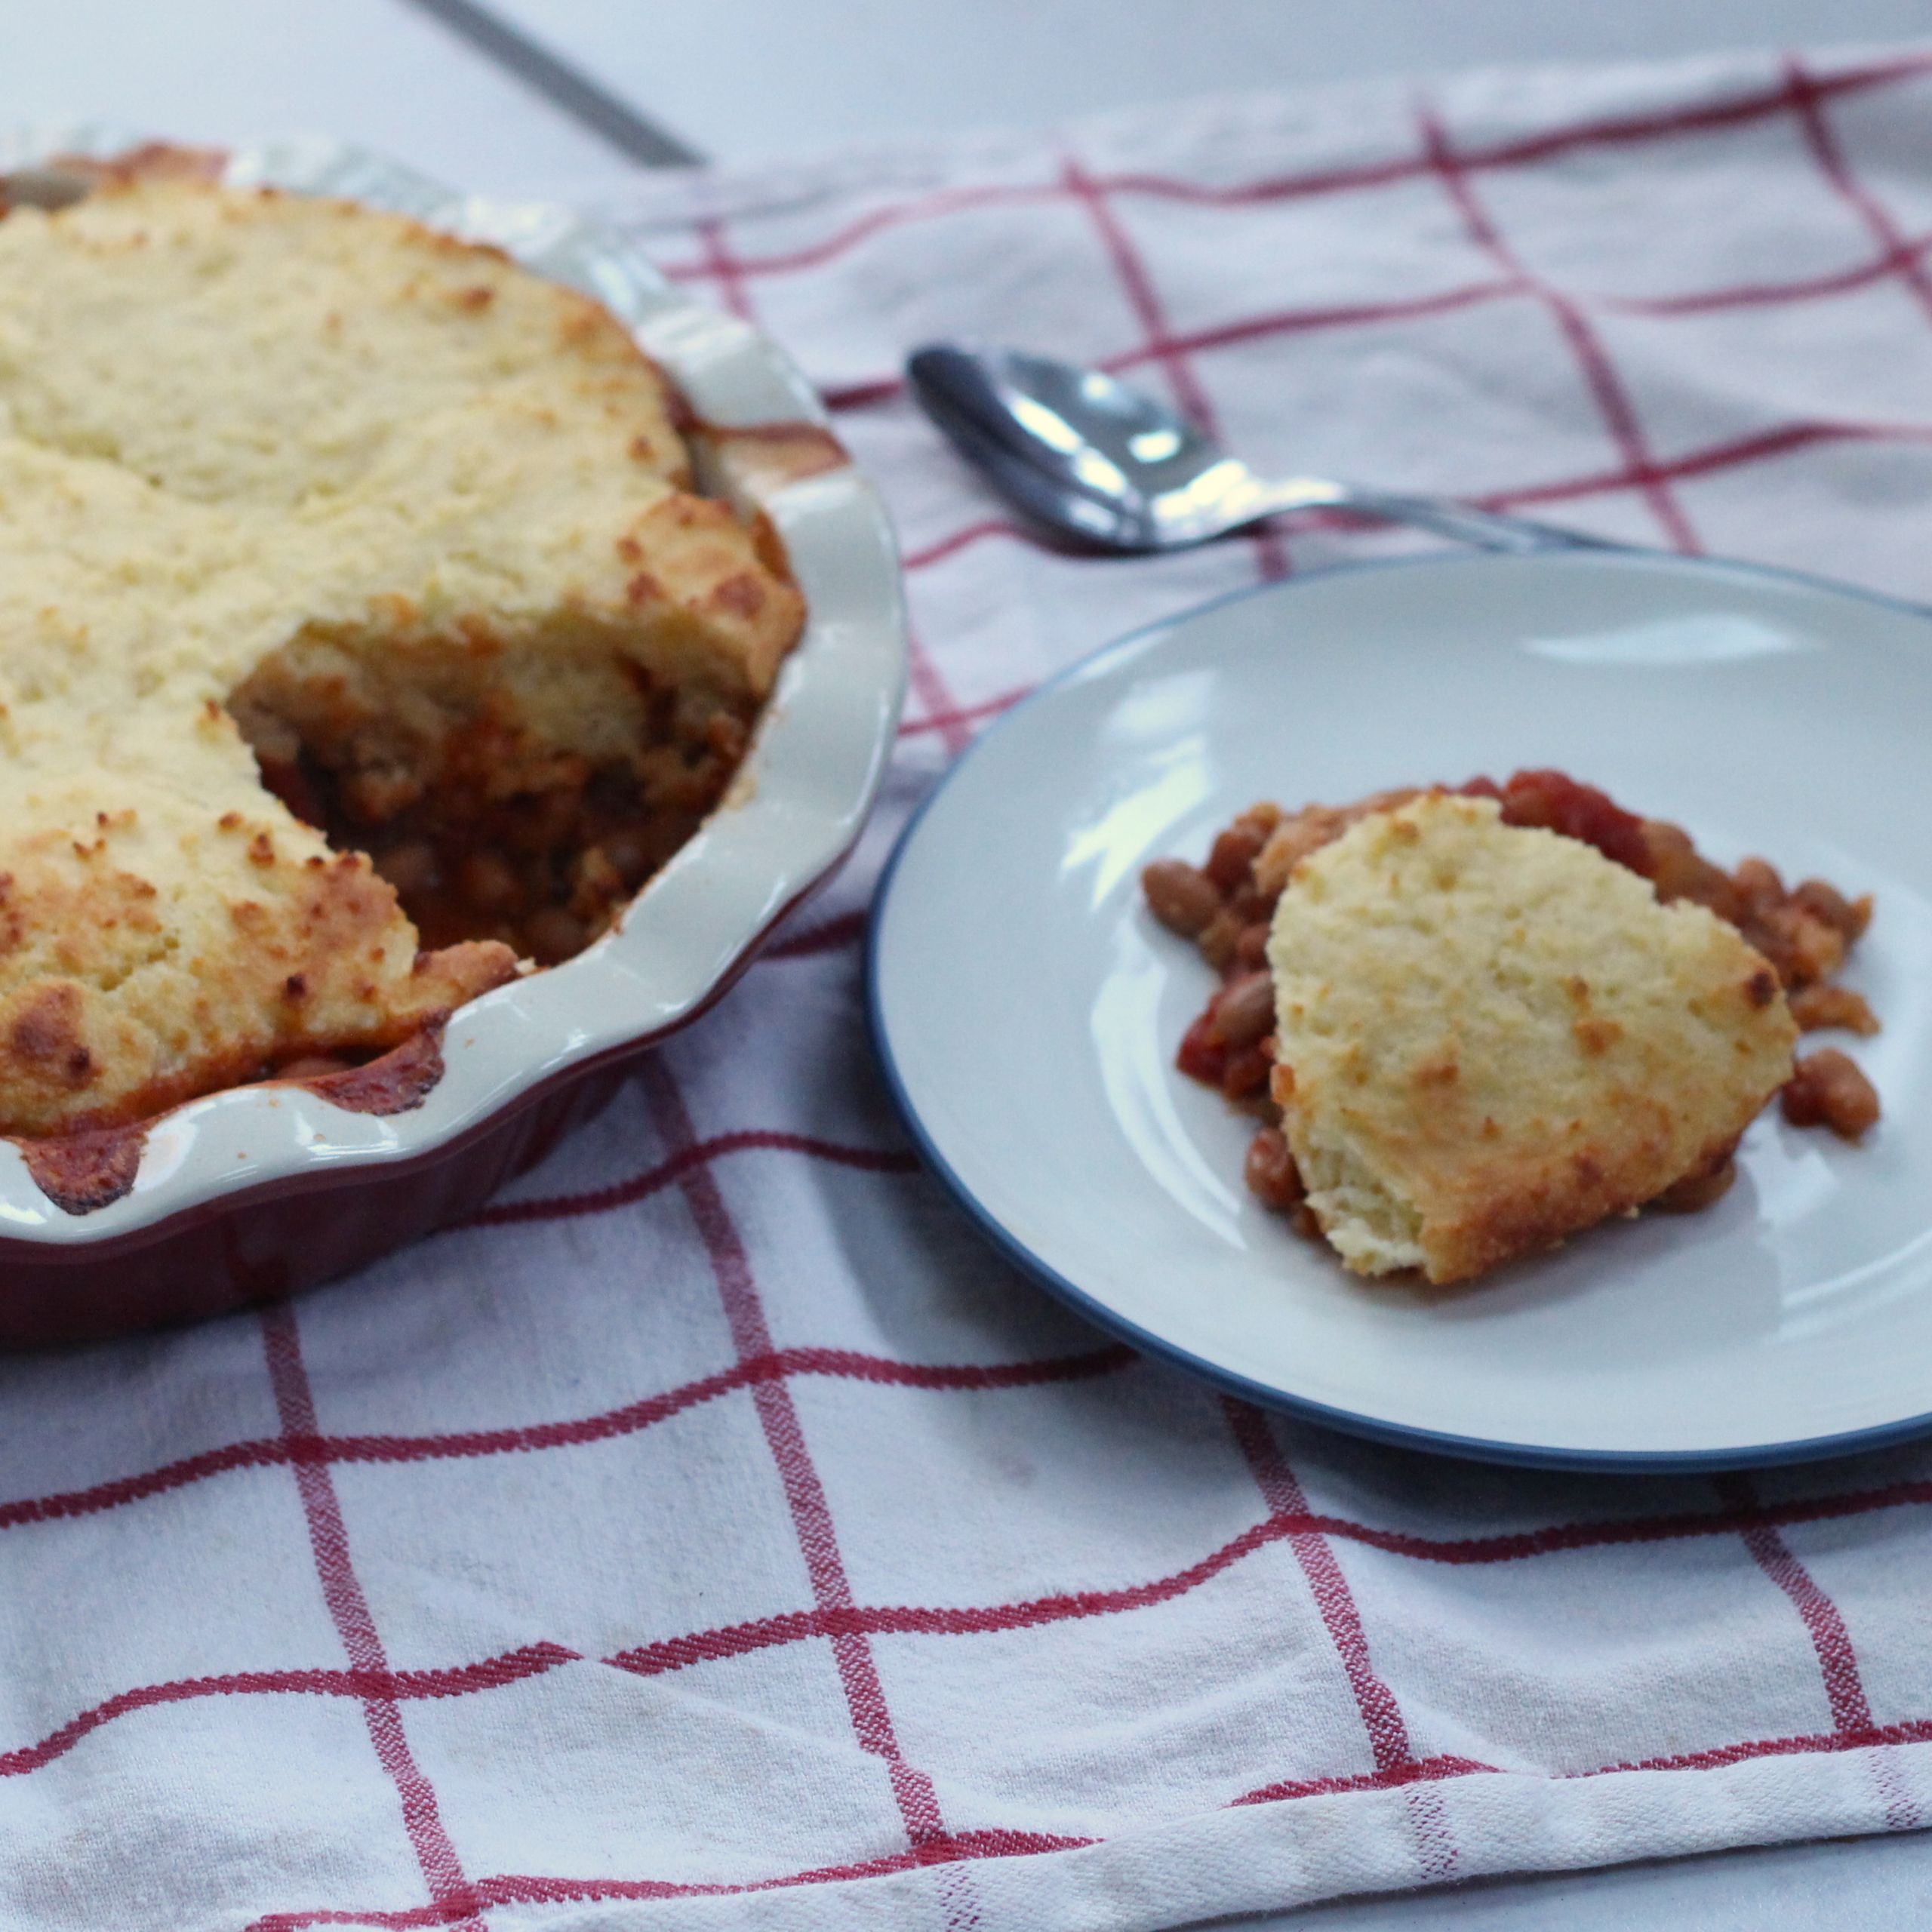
top-left (11, 41), bottom-right (1932, 1932)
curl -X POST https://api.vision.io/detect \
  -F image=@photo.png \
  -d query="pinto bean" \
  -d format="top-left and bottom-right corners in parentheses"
top-left (1244, 1127), bottom-right (1306, 1211)
top-left (596, 829), bottom-right (656, 889)
top-left (1208, 971), bottom-right (1275, 1048)
top-left (1220, 1041), bottom-right (1274, 1102)
top-left (1198, 908), bottom-right (1243, 971)
top-left (526, 906), bottom-right (589, 964)
top-left (1641, 820), bottom-right (1740, 919)
top-left (1141, 858), bottom-right (1222, 937)
top-left (1782, 1049), bottom-right (1880, 1141)
top-left (1732, 857), bottom-right (1785, 919)
top-left (374, 839), bottom-right (438, 899)
top-left (1767, 905), bottom-right (1847, 989)
top-left (455, 848), bottom-right (521, 915)
top-left (1789, 984), bottom-right (1880, 1036)
top-left (1792, 878), bottom-right (1873, 942)
top-left (1205, 823), bottom-right (1267, 893)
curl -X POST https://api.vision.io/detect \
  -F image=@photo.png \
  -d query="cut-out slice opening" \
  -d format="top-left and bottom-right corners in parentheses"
top-left (228, 627), bottom-right (757, 966)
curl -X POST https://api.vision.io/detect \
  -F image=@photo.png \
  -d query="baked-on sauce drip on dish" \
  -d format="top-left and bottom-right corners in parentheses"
top-left (1145, 771), bottom-right (1878, 1284)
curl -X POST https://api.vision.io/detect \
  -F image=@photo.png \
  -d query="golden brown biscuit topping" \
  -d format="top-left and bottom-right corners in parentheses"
top-left (0, 171), bottom-right (809, 1163)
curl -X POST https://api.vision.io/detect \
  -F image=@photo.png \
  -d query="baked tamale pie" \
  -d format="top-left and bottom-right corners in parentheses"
top-left (0, 171), bottom-right (804, 1143)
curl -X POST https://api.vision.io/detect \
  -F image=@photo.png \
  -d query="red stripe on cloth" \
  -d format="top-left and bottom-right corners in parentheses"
top-left (1106, 54), bottom-right (1932, 210)
top-left (1786, 55), bottom-right (1932, 329)
top-left (1244, 1713), bottom-right (1932, 1804)
top-left (614, 1466), bottom-right (1932, 1684)
top-left (260, 1306), bottom-right (487, 1930)
top-left (0, 1644), bottom-right (577, 1779)
top-left (822, 374), bottom-right (906, 412)
top-left (1567, 1715), bottom-right (1932, 1779)
top-left (898, 682), bottom-right (1035, 740)
top-left (250, 1830), bottom-right (1094, 1930)
top-left (903, 623), bottom-right (977, 758)
top-left (1487, 414), bottom-right (1932, 509)
top-left (1717, 1473), bottom-right (1920, 1832)
top-left (1062, 159), bottom-right (1218, 438)
top-left (1466, 51), bottom-right (1932, 172)
top-left (1061, 155), bottom-right (1293, 582)
top-left (0, 1344), bottom-right (1131, 1534)
top-left (1716, 1472), bottom-right (1873, 1734)
top-left (639, 1060), bottom-right (955, 1857)
top-left (1224, 1404), bottom-right (1412, 1774)
top-left (900, 409), bottom-right (1932, 580)
top-left (1601, 235), bottom-right (1932, 316)
top-left (700, 202), bottom-right (983, 774)
top-left (1417, 104), bottom-right (1700, 552)
top-left (902, 517), bottom-right (1032, 572)
top-left (694, 214), bottom-right (752, 321)
top-left (251, 1705), bottom-right (1932, 1930)
top-left (315, 1348), bottom-right (1131, 1475)
top-left (603, 1508), bottom-right (1297, 1676)
top-left (1235, 1752), bottom-right (1497, 1806)
top-left (652, 54), bottom-right (1932, 287)
top-left (1102, 276), bottom-right (1527, 366)
top-left (460, 1130), bottom-right (920, 1229)
top-left (660, 183), bottom-right (1074, 283)
top-left (0, 1435), bottom-right (292, 1532)
top-left (1225, 1401), bottom-right (1460, 1883)
top-left (701, 203), bottom-right (1007, 777)
top-left (709, 206), bottom-right (998, 784)
top-left (11, 1411), bottom-right (1932, 1620)
top-left (826, 278), bottom-right (1529, 423)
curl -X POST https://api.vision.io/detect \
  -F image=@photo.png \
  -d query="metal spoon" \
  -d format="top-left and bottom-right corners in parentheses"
top-left (906, 343), bottom-right (1617, 556)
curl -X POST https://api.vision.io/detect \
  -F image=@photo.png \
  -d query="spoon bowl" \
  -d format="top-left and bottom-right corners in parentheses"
top-left (906, 343), bottom-right (1617, 556)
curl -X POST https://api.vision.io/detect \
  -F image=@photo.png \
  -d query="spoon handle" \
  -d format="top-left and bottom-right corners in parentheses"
top-left (1306, 482), bottom-right (1624, 555)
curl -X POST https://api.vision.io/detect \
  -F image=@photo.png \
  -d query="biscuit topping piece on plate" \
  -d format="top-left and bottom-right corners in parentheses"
top-left (1265, 792), bottom-right (1797, 1284)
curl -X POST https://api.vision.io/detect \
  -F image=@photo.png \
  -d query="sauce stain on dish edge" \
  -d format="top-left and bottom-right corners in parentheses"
top-left (12, 1025), bottom-right (451, 1217)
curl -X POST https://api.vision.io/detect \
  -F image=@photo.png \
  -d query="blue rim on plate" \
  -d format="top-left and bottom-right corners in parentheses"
top-left (866, 547), bottom-right (1932, 1475)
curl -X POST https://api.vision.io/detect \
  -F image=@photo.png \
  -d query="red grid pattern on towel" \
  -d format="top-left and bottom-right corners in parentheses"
top-left (780, 50), bottom-right (1932, 624)
top-left (1060, 155), bottom-right (1294, 582)
top-left (1784, 54), bottom-right (1932, 328)
top-left (650, 53), bottom-right (1932, 288)
top-left (635, 1059), bottom-right (955, 1862)
top-left (262, 1305), bottom-right (488, 1932)
top-left (698, 215), bottom-right (972, 758)
top-left (16, 45), bottom-right (1932, 1932)
top-left (1224, 1400), bottom-right (1460, 1881)
top-left (1412, 105), bottom-right (1702, 552)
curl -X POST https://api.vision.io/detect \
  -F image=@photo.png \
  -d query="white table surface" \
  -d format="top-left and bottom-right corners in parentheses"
top-left (5, 2), bottom-right (1931, 1924)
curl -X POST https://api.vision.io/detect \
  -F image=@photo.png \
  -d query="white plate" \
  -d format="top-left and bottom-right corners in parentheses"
top-left (870, 551), bottom-right (1932, 1469)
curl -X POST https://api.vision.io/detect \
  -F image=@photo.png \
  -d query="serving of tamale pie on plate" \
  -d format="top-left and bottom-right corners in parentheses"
top-left (872, 549), bottom-right (1927, 1469)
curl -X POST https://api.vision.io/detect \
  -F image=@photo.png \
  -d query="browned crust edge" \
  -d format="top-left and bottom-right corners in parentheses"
top-left (274, 1026), bottom-right (448, 1118)
top-left (0, 142), bottom-right (227, 213)
top-left (1418, 1121), bottom-right (1758, 1287)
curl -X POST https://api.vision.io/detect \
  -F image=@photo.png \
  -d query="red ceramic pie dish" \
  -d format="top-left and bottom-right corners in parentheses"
top-left (0, 136), bottom-right (906, 1345)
